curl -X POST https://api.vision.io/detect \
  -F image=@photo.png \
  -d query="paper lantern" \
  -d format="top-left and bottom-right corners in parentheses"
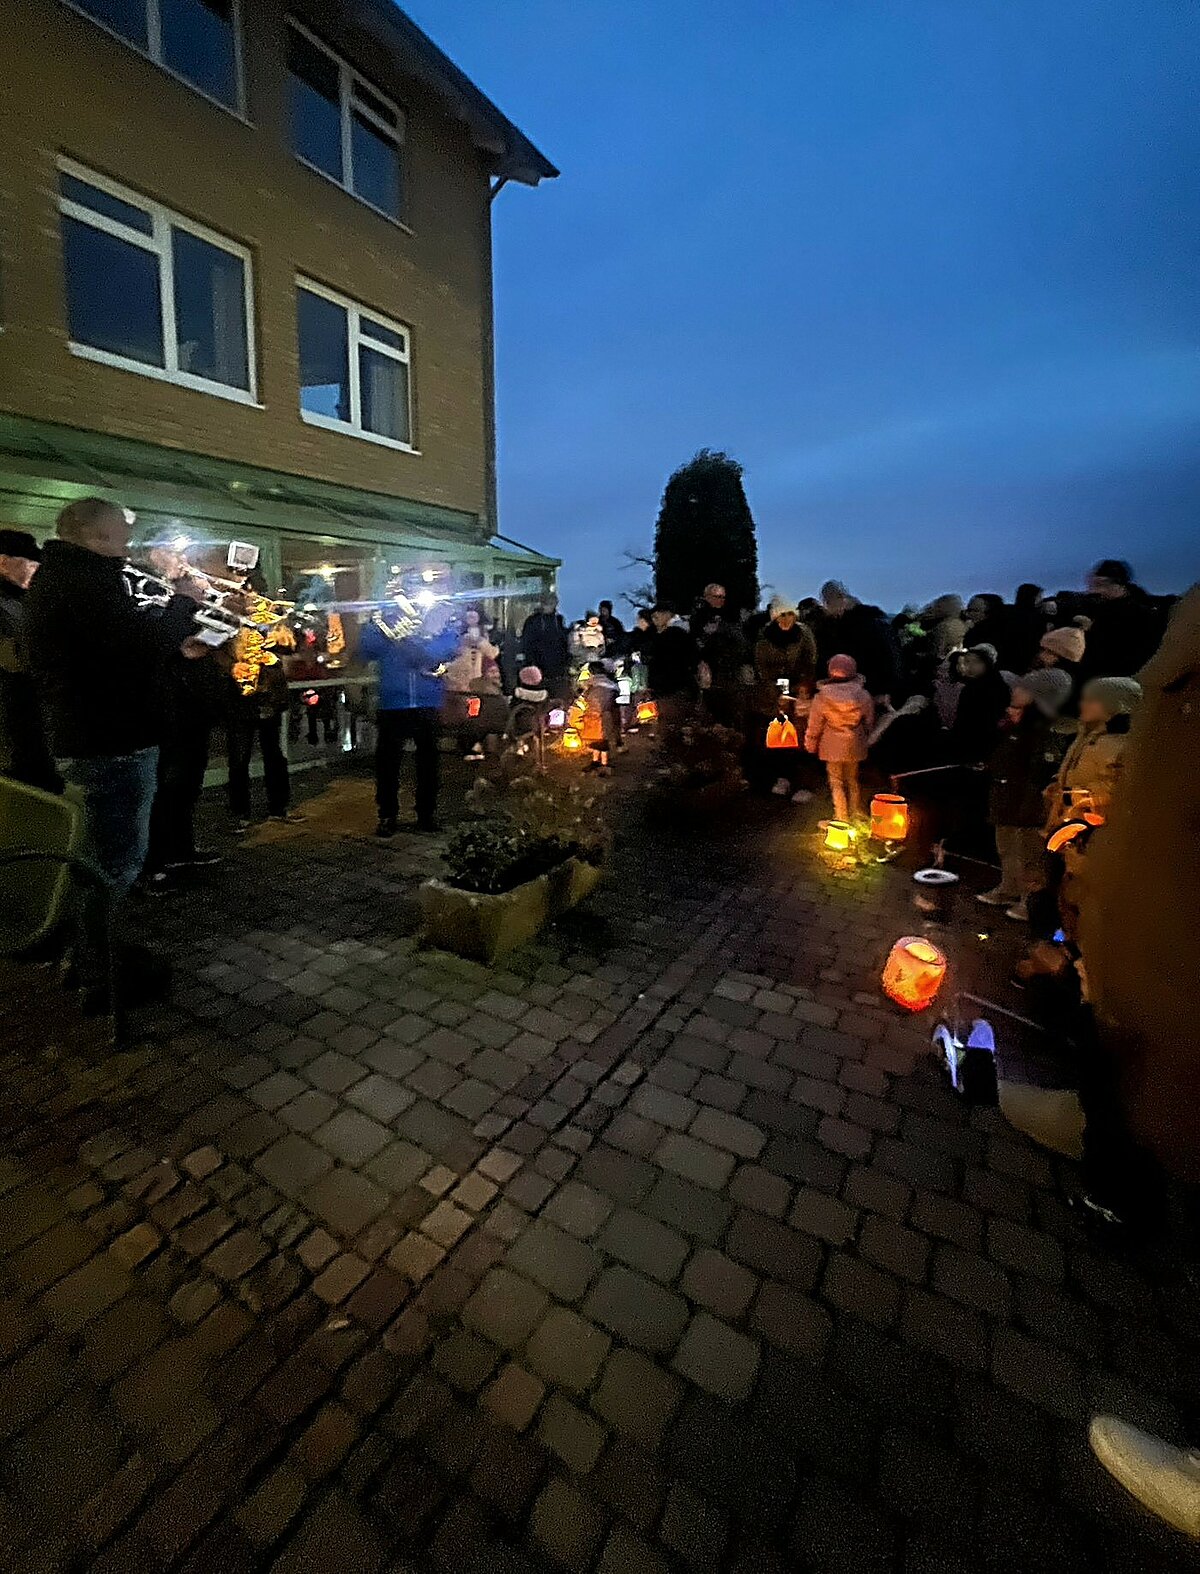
top-left (823, 820), bottom-right (855, 851)
top-left (466, 696), bottom-right (482, 719)
top-left (912, 867), bottom-right (959, 922)
top-left (636, 700), bottom-right (658, 724)
top-left (870, 793), bottom-right (909, 842)
top-left (766, 716), bottom-right (799, 749)
top-left (561, 728), bottom-right (583, 752)
top-left (1046, 812), bottom-right (1105, 854)
top-left (882, 936), bottom-right (947, 1011)
top-left (548, 707), bottom-right (566, 729)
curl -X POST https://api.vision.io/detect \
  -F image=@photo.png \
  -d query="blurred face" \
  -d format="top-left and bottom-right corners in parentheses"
top-left (959, 652), bottom-right (986, 680)
top-left (1010, 685), bottom-right (1033, 711)
top-left (822, 589), bottom-right (849, 616)
top-left (0, 554), bottom-right (38, 590)
top-left (1035, 647), bottom-right (1056, 667)
top-left (1078, 696), bottom-right (1107, 726)
top-left (705, 586), bottom-right (726, 609)
top-left (651, 610), bottom-right (671, 632)
top-left (82, 507), bottom-right (131, 558)
top-left (966, 597), bottom-right (988, 623)
top-left (775, 610), bottom-right (796, 630)
top-left (1088, 574), bottom-right (1125, 600)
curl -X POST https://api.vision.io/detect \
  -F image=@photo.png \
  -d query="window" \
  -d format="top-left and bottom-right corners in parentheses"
top-left (287, 20), bottom-right (404, 220)
top-left (59, 159), bottom-right (256, 403)
top-left (297, 280), bottom-right (413, 450)
top-left (68, 0), bottom-right (242, 110)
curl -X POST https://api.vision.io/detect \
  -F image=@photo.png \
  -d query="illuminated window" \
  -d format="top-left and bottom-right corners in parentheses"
top-left (66, 0), bottom-right (242, 111)
top-left (297, 279), bottom-right (413, 450)
top-left (59, 159), bottom-right (256, 403)
top-left (287, 19), bottom-right (404, 221)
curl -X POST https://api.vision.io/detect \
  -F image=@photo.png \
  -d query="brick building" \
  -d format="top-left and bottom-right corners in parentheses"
top-left (0, 0), bottom-right (559, 650)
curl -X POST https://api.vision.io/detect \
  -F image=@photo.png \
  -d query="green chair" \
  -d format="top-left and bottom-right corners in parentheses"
top-left (0, 774), bottom-right (124, 1045)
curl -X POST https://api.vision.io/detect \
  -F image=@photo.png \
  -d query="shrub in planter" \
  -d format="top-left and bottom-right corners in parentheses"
top-left (646, 720), bottom-right (747, 821)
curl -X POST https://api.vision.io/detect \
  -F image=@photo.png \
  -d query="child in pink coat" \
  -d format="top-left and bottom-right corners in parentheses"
top-left (805, 653), bottom-right (876, 821)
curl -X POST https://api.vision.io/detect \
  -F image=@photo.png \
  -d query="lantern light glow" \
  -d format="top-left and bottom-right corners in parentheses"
top-left (881, 936), bottom-right (948, 1011)
top-left (823, 820), bottom-right (855, 851)
top-left (870, 793), bottom-right (909, 842)
top-left (636, 701), bottom-right (658, 724)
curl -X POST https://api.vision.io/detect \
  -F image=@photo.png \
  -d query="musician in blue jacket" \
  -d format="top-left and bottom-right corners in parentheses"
top-left (359, 596), bottom-right (458, 837)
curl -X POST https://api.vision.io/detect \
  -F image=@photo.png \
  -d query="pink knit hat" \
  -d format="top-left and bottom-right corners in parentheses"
top-left (827, 653), bottom-right (858, 680)
top-left (519, 665), bottom-right (543, 686)
top-left (1040, 626), bottom-right (1086, 664)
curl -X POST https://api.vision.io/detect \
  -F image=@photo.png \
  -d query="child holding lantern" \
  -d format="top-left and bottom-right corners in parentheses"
top-left (804, 653), bottom-right (875, 822)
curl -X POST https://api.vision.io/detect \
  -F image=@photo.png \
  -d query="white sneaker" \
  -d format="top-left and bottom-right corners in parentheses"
top-left (791, 789), bottom-right (814, 805)
top-left (998, 1081), bottom-right (1084, 1160)
top-left (771, 778), bottom-right (790, 796)
top-left (976, 889), bottom-right (1011, 907)
top-left (1089, 1415), bottom-right (1200, 1537)
top-left (1005, 899), bottom-right (1030, 922)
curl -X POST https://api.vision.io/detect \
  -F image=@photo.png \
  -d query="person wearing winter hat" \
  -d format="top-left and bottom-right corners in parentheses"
top-left (514, 665), bottom-right (548, 704)
top-left (1038, 625), bottom-right (1086, 666)
top-left (1080, 558), bottom-right (1164, 681)
top-left (1043, 676), bottom-right (1141, 827)
top-left (753, 597), bottom-right (817, 800)
top-left (922, 593), bottom-right (969, 661)
top-left (804, 653), bottom-right (875, 821)
top-left (977, 669), bottom-right (1072, 919)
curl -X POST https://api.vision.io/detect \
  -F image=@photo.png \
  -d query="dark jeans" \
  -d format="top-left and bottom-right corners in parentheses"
top-left (59, 748), bottom-right (158, 982)
top-left (376, 707), bottom-right (440, 826)
top-left (1073, 1004), bottom-right (1161, 1223)
top-left (146, 706), bottom-right (211, 870)
top-left (226, 712), bottom-right (289, 818)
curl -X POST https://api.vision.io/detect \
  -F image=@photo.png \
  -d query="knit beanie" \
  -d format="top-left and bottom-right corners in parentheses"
top-left (767, 595), bottom-right (797, 620)
top-left (518, 665), bottom-right (543, 687)
top-left (1040, 626), bottom-right (1086, 664)
top-left (827, 653), bottom-right (858, 680)
top-left (1081, 676), bottom-right (1142, 718)
top-left (1016, 667), bottom-right (1073, 717)
top-left (967, 643), bottom-right (998, 666)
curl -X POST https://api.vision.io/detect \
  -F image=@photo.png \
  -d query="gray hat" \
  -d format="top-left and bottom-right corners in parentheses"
top-left (1081, 676), bottom-right (1142, 718)
top-left (1015, 667), bottom-right (1073, 717)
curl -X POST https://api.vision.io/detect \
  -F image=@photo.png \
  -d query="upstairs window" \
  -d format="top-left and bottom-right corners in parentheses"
top-left (59, 159), bottom-right (256, 404)
top-left (287, 20), bottom-right (405, 221)
top-left (67, 0), bottom-right (242, 110)
top-left (297, 279), bottom-right (413, 450)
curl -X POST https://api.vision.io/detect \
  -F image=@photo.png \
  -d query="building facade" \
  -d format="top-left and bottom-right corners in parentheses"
top-left (0, 0), bottom-right (559, 644)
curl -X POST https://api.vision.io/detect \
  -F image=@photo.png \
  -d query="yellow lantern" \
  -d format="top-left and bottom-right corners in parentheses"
top-left (636, 700), bottom-right (658, 724)
top-left (823, 820), bottom-right (854, 851)
top-left (881, 936), bottom-right (947, 1012)
top-left (870, 793), bottom-right (909, 842)
top-left (561, 728), bottom-right (583, 752)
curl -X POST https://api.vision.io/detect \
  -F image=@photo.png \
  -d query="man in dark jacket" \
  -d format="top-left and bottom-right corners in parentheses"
top-left (0, 529), bottom-right (58, 792)
top-left (818, 580), bottom-right (901, 702)
top-left (690, 583), bottom-right (748, 729)
top-left (1079, 559), bottom-right (1164, 681)
top-left (519, 598), bottom-right (570, 698)
top-left (648, 606), bottom-right (699, 738)
top-left (597, 600), bottom-right (627, 658)
top-left (23, 498), bottom-right (201, 991)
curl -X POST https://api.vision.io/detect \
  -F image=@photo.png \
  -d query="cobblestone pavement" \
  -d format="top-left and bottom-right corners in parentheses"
top-left (1, 759), bottom-right (1197, 1573)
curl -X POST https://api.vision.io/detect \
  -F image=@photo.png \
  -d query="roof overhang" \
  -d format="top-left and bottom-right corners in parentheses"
top-left (344, 1), bottom-right (559, 187)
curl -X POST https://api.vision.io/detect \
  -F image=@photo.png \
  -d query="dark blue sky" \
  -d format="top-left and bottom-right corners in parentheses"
top-left (407, 1), bottom-right (1200, 615)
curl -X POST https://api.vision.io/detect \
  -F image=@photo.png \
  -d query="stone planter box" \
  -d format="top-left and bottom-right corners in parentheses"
top-left (418, 857), bottom-right (603, 965)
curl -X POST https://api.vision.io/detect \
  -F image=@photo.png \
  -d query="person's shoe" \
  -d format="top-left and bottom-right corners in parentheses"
top-left (791, 789), bottom-right (814, 805)
top-left (977, 888), bottom-right (1011, 907)
top-left (1006, 899), bottom-right (1030, 922)
top-left (415, 820), bottom-right (441, 835)
top-left (1089, 1416), bottom-right (1200, 1537)
top-left (232, 818), bottom-right (254, 835)
top-left (270, 809), bottom-right (307, 824)
top-left (771, 778), bottom-right (791, 797)
top-left (139, 870), bottom-right (179, 898)
top-left (165, 848), bottom-right (222, 870)
top-left (998, 1080), bottom-right (1085, 1160)
top-left (375, 817), bottom-right (398, 839)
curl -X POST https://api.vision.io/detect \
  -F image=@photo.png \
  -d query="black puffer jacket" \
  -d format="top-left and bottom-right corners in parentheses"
top-left (23, 540), bottom-right (197, 759)
top-left (818, 602), bottom-right (900, 698)
top-left (0, 578), bottom-right (59, 789)
top-left (987, 710), bottom-right (1069, 827)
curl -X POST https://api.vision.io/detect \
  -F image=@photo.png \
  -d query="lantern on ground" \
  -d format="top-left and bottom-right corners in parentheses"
top-left (882, 936), bottom-right (947, 1011)
top-left (823, 820), bottom-right (855, 851)
top-left (870, 793), bottom-right (909, 842)
top-left (912, 867), bottom-right (959, 923)
top-left (636, 700), bottom-right (658, 724)
top-left (561, 728), bottom-right (583, 752)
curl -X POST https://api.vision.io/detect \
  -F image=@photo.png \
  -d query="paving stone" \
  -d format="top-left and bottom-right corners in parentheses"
top-left (527, 1307), bottom-right (612, 1393)
top-left (279, 1091), bottom-right (340, 1134)
top-left (477, 1148), bottom-right (523, 1185)
top-left (591, 1347), bottom-right (683, 1447)
top-left (750, 1281), bottom-right (833, 1365)
top-left (858, 1215), bottom-right (930, 1283)
top-left (991, 1328), bottom-right (1086, 1420)
top-left (530, 1478), bottom-right (608, 1572)
top-left (986, 1216), bottom-right (1065, 1286)
top-left (655, 1133), bottom-right (735, 1191)
top-left (481, 1362), bottom-right (545, 1432)
top-left (642, 1172), bottom-right (732, 1246)
top-left (538, 1393), bottom-right (606, 1473)
top-left (584, 1267), bottom-right (689, 1355)
top-left (305, 1052), bottom-right (366, 1094)
top-left (673, 1312), bottom-right (760, 1401)
top-left (630, 1083), bottom-right (697, 1130)
top-left (680, 1248), bottom-right (757, 1320)
top-left (788, 1188), bottom-right (858, 1245)
top-left (909, 1192), bottom-right (983, 1251)
top-left (728, 1164), bottom-right (791, 1219)
top-left (597, 1209), bottom-right (689, 1284)
top-left (900, 1289), bottom-right (990, 1372)
top-left (254, 1135), bottom-right (333, 1197)
top-left (463, 1268), bottom-right (551, 1350)
top-left (451, 1172), bottom-right (498, 1212)
top-left (726, 1209), bottom-right (822, 1293)
top-left (303, 1170), bottom-right (388, 1236)
top-left (365, 1142), bottom-right (429, 1193)
top-left (660, 1481), bottom-right (729, 1571)
top-left (346, 1074), bottom-right (416, 1123)
top-left (542, 1181), bottom-right (614, 1240)
top-left (506, 1170), bottom-right (555, 1212)
top-left (843, 1164), bottom-right (911, 1221)
top-left (432, 1329), bottom-right (499, 1393)
top-left (387, 1233), bottom-right (446, 1284)
top-left (597, 1524), bottom-right (669, 1574)
top-left (821, 1251), bottom-right (902, 1329)
top-left (421, 1203), bottom-right (473, 1250)
top-left (574, 1145), bottom-right (656, 1206)
top-left (688, 1106), bottom-right (765, 1160)
top-left (314, 1110), bottom-right (391, 1166)
top-left (507, 1222), bottom-right (602, 1303)
top-left (931, 1245), bottom-right (1012, 1318)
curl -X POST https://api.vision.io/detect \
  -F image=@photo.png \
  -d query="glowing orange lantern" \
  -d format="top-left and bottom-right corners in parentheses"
top-left (466, 696), bottom-right (482, 719)
top-left (636, 701), bottom-right (658, 724)
top-left (881, 936), bottom-right (947, 1011)
top-left (823, 820), bottom-right (854, 851)
top-left (870, 793), bottom-right (909, 842)
top-left (766, 716), bottom-right (799, 749)
top-left (1046, 812), bottom-right (1105, 854)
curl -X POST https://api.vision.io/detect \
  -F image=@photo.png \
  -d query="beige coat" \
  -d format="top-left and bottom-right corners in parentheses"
top-left (1078, 585), bottom-right (1200, 1182)
top-left (1044, 722), bottom-right (1128, 826)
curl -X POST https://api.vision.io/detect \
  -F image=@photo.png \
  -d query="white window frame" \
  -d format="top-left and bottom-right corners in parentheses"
top-left (296, 276), bottom-right (416, 454)
top-left (287, 17), bottom-right (407, 224)
top-left (62, 0), bottom-right (247, 120)
top-left (58, 156), bottom-right (259, 407)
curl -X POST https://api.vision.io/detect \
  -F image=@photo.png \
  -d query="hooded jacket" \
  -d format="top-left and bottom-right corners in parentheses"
top-left (1043, 715), bottom-right (1131, 825)
top-left (804, 676), bottom-right (875, 762)
top-left (23, 539), bottom-right (197, 759)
